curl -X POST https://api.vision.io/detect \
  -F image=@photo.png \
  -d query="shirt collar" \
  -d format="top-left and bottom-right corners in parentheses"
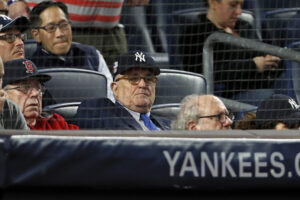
top-left (117, 101), bottom-right (150, 121)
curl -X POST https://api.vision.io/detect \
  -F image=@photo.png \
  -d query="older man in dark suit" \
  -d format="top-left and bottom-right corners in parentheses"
top-left (74, 51), bottom-right (170, 131)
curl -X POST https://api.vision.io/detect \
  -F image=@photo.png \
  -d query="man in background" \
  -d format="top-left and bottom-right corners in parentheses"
top-left (26, 0), bottom-right (150, 71)
top-left (0, 14), bottom-right (29, 63)
top-left (172, 94), bottom-right (233, 130)
top-left (0, 56), bottom-right (28, 130)
top-left (29, 1), bottom-right (114, 100)
top-left (8, 0), bottom-right (30, 19)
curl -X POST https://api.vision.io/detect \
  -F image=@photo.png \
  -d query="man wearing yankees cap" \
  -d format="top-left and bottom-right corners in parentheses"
top-left (0, 14), bottom-right (29, 63)
top-left (3, 58), bottom-right (79, 130)
top-left (74, 51), bottom-right (171, 131)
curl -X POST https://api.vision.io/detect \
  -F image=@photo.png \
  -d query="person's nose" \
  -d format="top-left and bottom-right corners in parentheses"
top-left (223, 116), bottom-right (233, 128)
top-left (138, 77), bottom-right (147, 87)
top-left (29, 87), bottom-right (40, 97)
top-left (55, 26), bottom-right (65, 37)
top-left (15, 37), bottom-right (24, 47)
top-left (235, 4), bottom-right (242, 15)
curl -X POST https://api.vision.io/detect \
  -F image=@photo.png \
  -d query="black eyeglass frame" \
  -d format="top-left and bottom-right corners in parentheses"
top-left (0, 33), bottom-right (27, 43)
top-left (197, 113), bottom-right (235, 123)
top-left (115, 75), bottom-right (158, 85)
top-left (4, 85), bottom-right (46, 96)
top-left (34, 21), bottom-right (71, 33)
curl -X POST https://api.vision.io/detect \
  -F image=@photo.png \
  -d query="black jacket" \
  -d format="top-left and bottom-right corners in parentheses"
top-left (74, 98), bottom-right (171, 130)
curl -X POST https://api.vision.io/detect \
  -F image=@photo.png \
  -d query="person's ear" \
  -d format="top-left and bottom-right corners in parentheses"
top-left (31, 29), bottom-right (41, 43)
top-left (111, 81), bottom-right (118, 95)
top-left (186, 120), bottom-right (198, 131)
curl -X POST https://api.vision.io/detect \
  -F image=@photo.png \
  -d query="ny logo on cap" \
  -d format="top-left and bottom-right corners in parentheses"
top-left (135, 52), bottom-right (146, 63)
top-left (23, 61), bottom-right (34, 73)
top-left (288, 98), bottom-right (300, 109)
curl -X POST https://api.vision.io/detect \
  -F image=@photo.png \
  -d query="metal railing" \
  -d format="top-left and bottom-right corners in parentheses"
top-left (203, 32), bottom-right (300, 94)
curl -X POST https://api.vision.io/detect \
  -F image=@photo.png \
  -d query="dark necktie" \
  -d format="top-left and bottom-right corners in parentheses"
top-left (140, 114), bottom-right (158, 131)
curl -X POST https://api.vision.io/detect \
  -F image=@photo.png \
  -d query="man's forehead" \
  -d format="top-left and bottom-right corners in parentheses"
top-left (123, 67), bottom-right (154, 75)
top-left (13, 78), bottom-right (40, 85)
top-left (40, 6), bottom-right (67, 21)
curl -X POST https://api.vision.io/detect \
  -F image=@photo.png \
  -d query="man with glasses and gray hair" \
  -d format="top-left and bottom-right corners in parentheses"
top-left (172, 95), bottom-right (233, 130)
top-left (74, 51), bottom-right (171, 131)
top-left (0, 14), bottom-right (28, 63)
top-left (3, 58), bottom-right (79, 130)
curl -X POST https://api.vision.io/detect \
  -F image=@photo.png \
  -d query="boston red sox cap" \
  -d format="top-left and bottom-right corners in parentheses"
top-left (0, 14), bottom-right (29, 32)
top-left (113, 51), bottom-right (160, 79)
top-left (256, 94), bottom-right (300, 126)
top-left (3, 59), bottom-right (51, 87)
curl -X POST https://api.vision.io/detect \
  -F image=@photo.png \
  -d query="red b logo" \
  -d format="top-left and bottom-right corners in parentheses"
top-left (23, 61), bottom-right (34, 73)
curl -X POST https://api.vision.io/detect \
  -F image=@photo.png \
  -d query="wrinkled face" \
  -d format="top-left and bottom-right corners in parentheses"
top-left (111, 68), bottom-right (157, 113)
top-left (32, 6), bottom-right (72, 55)
top-left (0, 28), bottom-right (25, 63)
top-left (195, 98), bottom-right (232, 130)
top-left (210, 0), bottom-right (243, 29)
top-left (8, 1), bottom-right (30, 19)
top-left (5, 79), bottom-right (42, 120)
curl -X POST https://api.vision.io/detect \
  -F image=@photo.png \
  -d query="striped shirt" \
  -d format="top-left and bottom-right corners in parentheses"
top-left (26, 0), bottom-right (124, 28)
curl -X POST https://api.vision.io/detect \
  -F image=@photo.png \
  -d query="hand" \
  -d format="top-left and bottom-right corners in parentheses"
top-left (253, 54), bottom-right (281, 73)
top-left (125, 0), bottom-right (150, 7)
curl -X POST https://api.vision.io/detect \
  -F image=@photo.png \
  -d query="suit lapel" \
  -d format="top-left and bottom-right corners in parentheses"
top-left (115, 102), bottom-right (143, 130)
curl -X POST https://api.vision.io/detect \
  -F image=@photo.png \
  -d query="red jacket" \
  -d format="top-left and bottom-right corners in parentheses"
top-left (28, 112), bottom-right (79, 130)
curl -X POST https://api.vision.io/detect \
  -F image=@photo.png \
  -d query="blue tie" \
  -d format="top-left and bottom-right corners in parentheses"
top-left (140, 114), bottom-right (158, 131)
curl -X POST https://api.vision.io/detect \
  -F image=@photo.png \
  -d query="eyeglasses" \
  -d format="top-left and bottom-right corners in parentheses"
top-left (4, 85), bottom-right (45, 96)
top-left (115, 75), bottom-right (158, 85)
top-left (0, 33), bottom-right (27, 43)
top-left (35, 21), bottom-right (71, 33)
top-left (197, 113), bottom-right (235, 124)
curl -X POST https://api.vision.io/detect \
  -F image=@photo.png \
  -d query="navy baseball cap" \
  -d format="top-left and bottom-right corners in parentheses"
top-left (256, 94), bottom-right (300, 126)
top-left (3, 59), bottom-right (51, 87)
top-left (0, 15), bottom-right (29, 32)
top-left (113, 51), bottom-right (160, 79)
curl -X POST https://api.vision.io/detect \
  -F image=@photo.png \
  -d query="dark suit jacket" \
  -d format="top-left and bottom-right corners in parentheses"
top-left (73, 98), bottom-right (171, 130)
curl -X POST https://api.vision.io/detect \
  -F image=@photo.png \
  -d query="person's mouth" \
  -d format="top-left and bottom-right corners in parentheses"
top-left (13, 49), bottom-right (24, 55)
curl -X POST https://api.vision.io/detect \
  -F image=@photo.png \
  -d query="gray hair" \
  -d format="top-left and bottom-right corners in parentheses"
top-left (171, 94), bottom-right (201, 130)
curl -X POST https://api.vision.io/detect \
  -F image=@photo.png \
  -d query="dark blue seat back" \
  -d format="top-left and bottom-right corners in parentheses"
top-left (39, 68), bottom-right (107, 106)
top-left (263, 8), bottom-right (300, 47)
top-left (277, 41), bottom-right (300, 103)
top-left (154, 69), bottom-right (207, 105)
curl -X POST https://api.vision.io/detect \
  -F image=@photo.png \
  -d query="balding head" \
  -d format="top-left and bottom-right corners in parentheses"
top-left (172, 95), bottom-right (233, 130)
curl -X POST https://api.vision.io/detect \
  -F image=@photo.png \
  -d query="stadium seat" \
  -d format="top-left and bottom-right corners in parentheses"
top-left (154, 69), bottom-right (207, 105)
top-left (151, 103), bottom-right (181, 121)
top-left (42, 102), bottom-right (80, 123)
top-left (168, 7), bottom-right (259, 69)
top-left (276, 41), bottom-right (300, 103)
top-left (147, 0), bottom-right (205, 53)
top-left (263, 8), bottom-right (300, 47)
top-left (38, 68), bottom-right (107, 107)
top-left (24, 39), bottom-right (37, 58)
